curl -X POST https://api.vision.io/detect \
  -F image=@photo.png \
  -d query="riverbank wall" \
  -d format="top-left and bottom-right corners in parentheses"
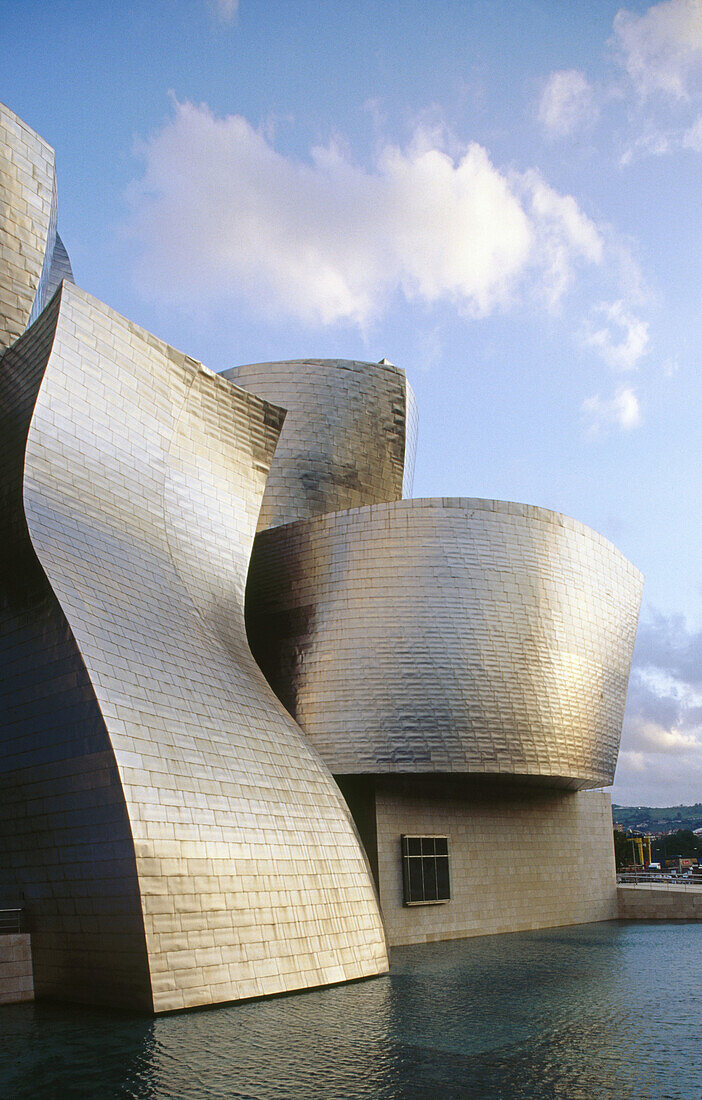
top-left (618, 885), bottom-right (702, 921)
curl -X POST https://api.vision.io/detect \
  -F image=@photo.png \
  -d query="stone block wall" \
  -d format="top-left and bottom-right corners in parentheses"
top-left (374, 778), bottom-right (618, 946)
top-left (618, 885), bottom-right (702, 920)
top-left (0, 935), bottom-right (33, 1004)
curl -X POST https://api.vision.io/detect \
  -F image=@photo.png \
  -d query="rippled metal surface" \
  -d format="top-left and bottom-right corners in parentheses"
top-left (223, 359), bottom-right (417, 530)
top-left (44, 232), bottom-right (74, 303)
top-left (0, 282), bottom-right (387, 1011)
top-left (247, 497), bottom-right (643, 788)
top-left (1, 923), bottom-right (700, 1099)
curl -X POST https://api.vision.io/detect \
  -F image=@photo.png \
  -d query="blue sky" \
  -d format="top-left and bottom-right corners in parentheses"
top-left (4, 0), bottom-right (702, 805)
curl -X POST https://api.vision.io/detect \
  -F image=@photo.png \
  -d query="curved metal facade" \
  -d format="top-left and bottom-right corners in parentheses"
top-left (0, 282), bottom-right (387, 1011)
top-left (246, 498), bottom-right (643, 789)
top-left (0, 104), bottom-right (73, 352)
top-left (223, 358), bottom-right (417, 530)
top-left (44, 233), bottom-right (74, 303)
top-left (0, 100), bottom-right (644, 993)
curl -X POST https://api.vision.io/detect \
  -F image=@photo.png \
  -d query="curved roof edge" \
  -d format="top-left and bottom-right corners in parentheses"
top-left (224, 356), bottom-right (410, 381)
top-left (255, 494), bottom-right (643, 581)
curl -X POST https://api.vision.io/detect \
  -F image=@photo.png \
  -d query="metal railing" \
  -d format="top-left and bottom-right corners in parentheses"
top-left (617, 872), bottom-right (702, 890)
top-left (0, 909), bottom-right (22, 934)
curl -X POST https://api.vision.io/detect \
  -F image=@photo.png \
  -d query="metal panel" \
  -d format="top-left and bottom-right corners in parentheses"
top-left (223, 358), bottom-right (417, 530)
top-left (0, 104), bottom-right (73, 352)
top-left (1, 283), bottom-right (388, 1011)
top-left (246, 498), bottom-right (643, 789)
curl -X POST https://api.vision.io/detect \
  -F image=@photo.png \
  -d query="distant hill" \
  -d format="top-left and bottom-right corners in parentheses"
top-left (612, 803), bottom-right (702, 833)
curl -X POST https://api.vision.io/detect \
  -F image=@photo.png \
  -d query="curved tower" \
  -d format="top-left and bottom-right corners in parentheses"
top-left (1, 100), bottom-right (643, 993)
top-left (247, 497), bottom-right (642, 789)
top-left (222, 358), bottom-right (417, 530)
top-left (0, 103), bottom-right (73, 352)
top-left (237, 366), bottom-right (642, 945)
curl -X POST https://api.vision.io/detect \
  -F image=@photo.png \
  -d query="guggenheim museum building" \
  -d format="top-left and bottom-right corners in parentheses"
top-left (0, 103), bottom-right (643, 1013)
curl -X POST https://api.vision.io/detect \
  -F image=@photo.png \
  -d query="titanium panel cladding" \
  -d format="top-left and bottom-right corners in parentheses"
top-left (1, 282), bottom-right (387, 1011)
top-left (246, 498), bottom-right (643, 789)
top-left (0, 291), bottom-right (152, 1010)
top-left (0, 104), bottom-right (73, 352)
top-left (223, 358), bottom-right (417, 530)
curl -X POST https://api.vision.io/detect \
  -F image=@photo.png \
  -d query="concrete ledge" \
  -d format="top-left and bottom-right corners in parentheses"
top-left (0, 934), bottom-right (34, 1003)
top-left (618, 885), bottom-right (702, 921)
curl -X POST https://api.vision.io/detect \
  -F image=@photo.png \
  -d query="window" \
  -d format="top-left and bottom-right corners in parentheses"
top-left (401, 835), bottom-right (450, 905)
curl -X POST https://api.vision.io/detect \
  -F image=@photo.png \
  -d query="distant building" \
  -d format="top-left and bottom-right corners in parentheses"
top-left (0, 104), bottom-right (643, 1013)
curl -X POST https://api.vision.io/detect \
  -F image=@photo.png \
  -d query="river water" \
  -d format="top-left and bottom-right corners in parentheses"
top-left (1, 921), bottom-right (700, 1099)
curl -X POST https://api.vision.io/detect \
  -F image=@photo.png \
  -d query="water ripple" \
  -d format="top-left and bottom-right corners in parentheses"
top-left (1, 922), bottom-right (700, 1099)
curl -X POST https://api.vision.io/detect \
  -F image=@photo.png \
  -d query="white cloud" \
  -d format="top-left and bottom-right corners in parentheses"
top-left (536, 3), bottom-right (702, 163)
top-left (613, 611), bottom-right (702, 803)
top-left (522, 171), bottom-right (603, 307)
top-left (614, 0), bottom-right (702, 99)
top-left (582, 386), bottom-right (642, 432)
top-left (586, 300), bottom-right (649, 370)
top-left (212, 0), bottom-right (239, 22)
top-left (614, 1), bottom-right (702, 161)
top-left (683, 111), bottom-right (702, 145)
top-left (614, 747), bottom-right (702, 802)
top-left (634, 610), bottom-right (702, 686)
top-left (619, 127), bottom-right (674, 164)
top-left (126, 100), bottom-right (605, 327)
top-left (538, 69), bottom-right (597, 136)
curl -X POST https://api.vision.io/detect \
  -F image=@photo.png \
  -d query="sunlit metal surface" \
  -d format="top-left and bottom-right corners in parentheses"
top-left (247, 497), bottom-right (643, 789)
top-left (223, 358), bottom-right (417, 530)
top-left (44, 233), bottom-right (74, 303)
top-left (0, 282), bottom-right (387, 1012)
top-left (0, 104), bottom-right (73, 352)
top-left (0, 100), bottom-right (644, 1008)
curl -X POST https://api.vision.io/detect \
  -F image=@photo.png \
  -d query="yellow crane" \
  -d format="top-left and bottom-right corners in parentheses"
top-left (630, 835), bottom-right (653, 868)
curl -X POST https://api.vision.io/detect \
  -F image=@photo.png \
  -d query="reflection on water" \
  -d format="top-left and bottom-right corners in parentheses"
top-left (1, 922), bottom-right (700, 1099)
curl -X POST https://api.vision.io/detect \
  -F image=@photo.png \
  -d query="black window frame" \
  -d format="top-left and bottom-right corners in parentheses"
top-left (401, 834), bottom-right (451, 906)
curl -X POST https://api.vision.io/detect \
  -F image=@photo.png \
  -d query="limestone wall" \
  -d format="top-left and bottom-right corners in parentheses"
top-left (374, 779), bottom-right (618, 946)
top-left (618, 885), bottom-right (702, 920)
top-left (0, 935), bottom-right (33, 1004)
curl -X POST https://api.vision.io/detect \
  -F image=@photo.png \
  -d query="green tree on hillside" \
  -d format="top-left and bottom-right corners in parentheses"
top-left (652, 830), bottom-right (702, 861)
top-left (613, 830), bottom-right (633, 869)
